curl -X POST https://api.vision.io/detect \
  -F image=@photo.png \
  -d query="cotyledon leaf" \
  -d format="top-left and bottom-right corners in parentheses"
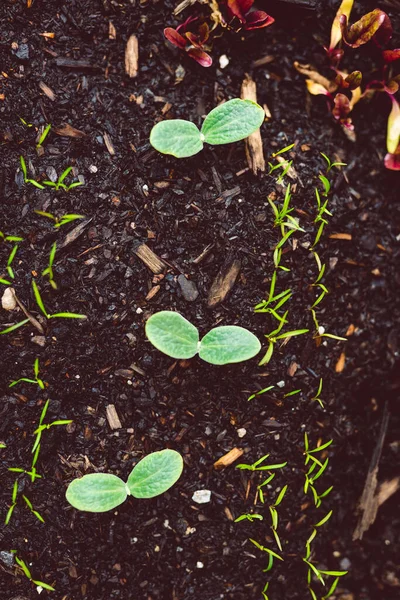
top-left (199, 325), bottom-right (261, 365)
top-left (149, 119), bottom-right (203, 158)
top-left (145, 311), bottom-right (199, 359)
top-left (127, 449), bottom-right (184, 498)
top-left (66, 473), bottom-right (127, 512)
top-left (201, 99), bottom-right (264, 146)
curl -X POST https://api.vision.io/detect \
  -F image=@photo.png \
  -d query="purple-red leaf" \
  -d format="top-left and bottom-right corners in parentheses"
top-left (187, 47), bottom-right (213, 67)
top-left (164, 27), bottom-right (187, 50)
top-left (340, 9), bottom-right (392, 49)
top-left (384, 151), bottom-right (400, 170)
top-left (244, 11), bottom-right (274, 31)
top-left (344, 70), bottom-right (362, 90)
top-left (226, 0), bottom-right (254, 22)
top-left (332, 93), bottom-right (351, 121)
top-left (383, 49), bottom-right (400, 63)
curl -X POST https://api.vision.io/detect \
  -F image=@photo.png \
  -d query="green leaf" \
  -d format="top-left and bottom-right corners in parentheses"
top-left (16, 556), bottom-right (32, 579)
top-left (199, 326), bottom-right (261, 365)
top-left (66, 473), bottom-right (127, 512)
top-left (314, 509), bottom-right (333, 528)
top-left (150, 120), bottom-right (203, 158)
top-left (50, 312), bottom-right (87, 319)
top-left (127, 449), bottom-right (183, 498)
top-left (32, 580), bottom-right (55, 591)
top-left (145, 311), bottom-right (199, 359)
top-left (201, 99), bottom-right (264, 145)
top-left (0, 318), bottom-right (29, 335)
top-left (32, 280), bottom-right (48, 318)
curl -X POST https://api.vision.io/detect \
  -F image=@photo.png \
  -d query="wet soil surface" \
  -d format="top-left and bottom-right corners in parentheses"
top-left (0, 1), bottom-right (399, 599)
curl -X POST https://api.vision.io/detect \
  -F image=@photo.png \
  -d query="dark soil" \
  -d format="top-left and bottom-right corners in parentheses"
top-left (1, 1), bottom-right (399, 599)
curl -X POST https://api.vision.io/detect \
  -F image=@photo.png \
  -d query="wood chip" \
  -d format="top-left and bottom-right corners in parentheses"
top-left (103, 132), bottom-right (115, 156)
top-left (109, 21), bottom-right (116, 40)
top-left (207, 257), bottom-right (241, 308)
top-left (335, 352), bottom-right (346, 373)
top-left (251, 55), bottom-right (274, 69)
top-left (60, 218), bottom-right (93, 249)
top-left (11, 288), bottom-right (44, 334)
top-left (214, 448), bottom-right (244, 470)
top-left (241, 74), bottom-right (265, 174)
top-left (39, 32), bottom-right (55, 39)
top-left (125, 35), bottom-right (139, 78)
top-left (346, 323), bottom-right (356, 336)
top-left (133, 242), bottom-right (167, 274)
top-left (329, 233), bottom-right (352, 240)
top-left (275, 155), bottom-right (298, 180)
top-left (54, 123), bottom-right (86, 138)
top-left (106, 404), bottom-right (122, 430)
top-left (39, 80), bottom-right (56, 101)
top-left (145, 285), bottom-right (161, 301)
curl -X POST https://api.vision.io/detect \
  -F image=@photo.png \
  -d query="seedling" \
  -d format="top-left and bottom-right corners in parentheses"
top-left (5, 480), bottom-right (18, 525)
top-left (145, 311), bottom-right (261, 365)
top-left (164, 16), bottom-right (212, 67)
top-left (311, 309), bottom-right (347, 344)
top-left (22, 495), bottom-right (45, 523)
top-left (66, 449), bottom-right (183, 512)
top-left (311, 378), bottom-right (324, 408)
top-left (234, 513), bottom-right (263, 523)
top-left (150, 99), bottom-right (264, 158)
top-left (304, 434), bottom-right (333, 469)
top-left (259, 318), bottom-right (309, 365)
top-left (32, 399), bottom-right (73, 457)
top-left (36, 123), bottom-right (51, 149)
top-left (13, 552), bottom-right (55, 591)
top-left (268, 184), bottom-right (304, 236)
top-left (5, 244), bottom-right (19, 280)
top-left (0, 318), bottom-right (30, 335)
top-left (237, 454), bottom-right (288, 473)
top-left (268, 485), bottom-right (288, 551)
top-left (32, 280), bottom-right (87, 320)
top-left (42, 242), bottom-right (57, 289)
top-left (34, 210), bottom-right (85, 228)
top-left (247, 385), bottom-right (275, 402)
top-left (19, 156), bottom-right (45, 189)
top-left (249, 538), bottom-right (283, 573)
top-left (320, 152), bottom-right (346, 173)
top-left (0, 231), bottom-right (23, 243)
top-left (9, 357), bottom-right (46, 390)
top-left (254, 271), bottom-right (292, 324)
top-left (42, 166), bottom-right (84, 192)
top-left (310, 259), bottom-right (329, 309)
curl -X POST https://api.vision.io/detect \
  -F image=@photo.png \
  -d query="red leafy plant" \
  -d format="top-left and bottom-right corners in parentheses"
top-left (164, 0), bottom-right (274, 67)
top-left (296, 0), bottom-right (400, 170)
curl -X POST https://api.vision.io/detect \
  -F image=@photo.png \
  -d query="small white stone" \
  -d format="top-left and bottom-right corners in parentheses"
top-left (185, 526), bottom-right (196, 535)
top-left (274, 434), bottom-right (280, 440)
top-left (89, 165), bottom-right (98, 173)
top-left (36, 585), bottom-right (44, 594)
top-left (192, 489), bottom-right (211, 504)
top-left (318, 326), bottom-right (325, 335)
top-left (136, 307), bottom-right (143, 314)
top-left (196, 561), bottom-right (204, 569)
top-left (276, 380), bottom-right (285, 388)
top-left (1, 288), bottom-right (17, 311)
top-left (154, 545), bottom-right (160, 552)
top-left (237, 428), bottom-right (247, 438)
top-left (219, 54), bottom-right (229, 69)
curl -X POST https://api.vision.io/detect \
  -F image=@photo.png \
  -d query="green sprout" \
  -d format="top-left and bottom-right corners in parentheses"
top-left (268, 184), bottom-right (305, 236)
top-left (268, 485), bottom-right (288, 551)
top-left (0, 318), bottom-right (30, 335)
top-left (150, 99), bottom-right (264, 158)
top-left (249, 538), bottom-right (283, 573)
top-left (311, 378), bottom-right (324, 409)
top-left (5, 244), bottom-right (19, 280)
top-left (262, 581), bottom-right (270, 600)
top-left (273, 229), bottom-right (296, 271)
top-left (259, 317), bottom-right (309, 365)
top-left (22, 494), bottom-right (45, 523)
top-left (42, 166), bottom-right (84, 192)
top-left (236, 453), bottom-right (287, 473)
top-left (32, 279), bottom-right (87, 320)
top-left (146, 311), bottom-right (261, 365)
top-left (36, 123), bottom-right (51, 149)
top-left (19, 156), bottom-right (45, 190)
top-left (66, 449), bottom-right (183, 512)
top-left (9, 357), bottom-right (46, 390)
top-left (247, 385), bottom-right (275, 402)
top-left (32, 399), bottom-right (73, 458)
top-left (311, 309), bottom-right (347, 343)
top-left (320, 152), bottom-right (346, 173)
top-left (5, 480), bottom-right (18, 525)
top-left (34, 210), bottom-right (85, 228)
top-left (312, 188), bottom-right (333, 249)
top-left (268, 144), bottom-right (296, 185)
top-left (0, 231), bottom-right (24, 244)
top-left (254, 270), bottom-right (292, 324)
top-left (234, 513), bottom-right (264, 523)
top-left (41, 242), bottom-right (58, 289)
top-left (13, 552), bottom-right (55, 591)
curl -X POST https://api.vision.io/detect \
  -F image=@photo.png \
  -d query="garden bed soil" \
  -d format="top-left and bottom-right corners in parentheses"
top-left (1, 1), bottom-right (399, 599)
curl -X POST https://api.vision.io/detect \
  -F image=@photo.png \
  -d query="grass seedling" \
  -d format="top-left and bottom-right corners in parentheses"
top-left (249, 538), bottom-right (283, 573)
top-left (268, 485), bottom-right (288, 551)
top-left (41, 242), bottom-right (57, 289)
top-left (273, 229), bottom-right (296, 271)
top-left (32, 279), bottom-right (87, 320)
top-left (36, 123), bottom-right (51, 149)
top-left (261, 582), bottom-right (270, 600)
top-left (311, 188), bottom-right (333, 249)
top-left (311, 378), bottom-right (324, 408)
top-left (5, 480), bottom-right (18, 525)
top-left (0, 318), bottom-right (30, 335)
top-left (310, 256), bottom-right (329, 309)
top-left (247, 385), bottom-right (275, 402)
top-left (304, 434), bottom-right (333, 469)
top-left (268, 184), bottom-right (305, 236)
top-left (13, 553), bottom-right (55, 591)
top-left (268, 144), bottom-right (296, 185)
top-left (254, 270), bottom-right (292, 324)
top-left (311, 309), bottom-right (347, 344)
top-left (234, 513), bottom-right (264, 523)
top-left (284, 389), bottom-right (301, 398)
top-left (34, 210), bottom-right (85, 228)
top-left (320, 152), bottom-right (346, 173)
top-left (32, 399), bottom-right (73, 457)
top-left (6, 244), bottom-right (19, 280)
top-left (259, 318), bottom-right (309, 365)
top-left (9, 357), bottom-right (46, 390)
top-left (22, 494), bottom-right (45, 523)
top-left (0, 231), bottom-right (23, 243)
top-left (19, 156), bottom-right (45, 190)
top-left (237, 454), bottom-right (288, 473)
top-left (42, 166), bottom-right (84, 192)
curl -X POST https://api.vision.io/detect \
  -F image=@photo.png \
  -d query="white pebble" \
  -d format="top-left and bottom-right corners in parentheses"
top-left (196, 561), bottom-right (204, 568)
top-left (1, 288), bottom-right (17, 311)
top-left (276, 380), bottom-right (285, 388)
top-left (89, 165), bottom-right (98, 173)
top-left (219, 55), bottom-right (229, 69)
top-left (237, 428), bottom-right (247, 438)
top-left (192, 489), bottom-right (211, 504)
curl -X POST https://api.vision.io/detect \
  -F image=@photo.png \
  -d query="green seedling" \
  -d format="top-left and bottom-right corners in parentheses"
top-left (254, 270), bottom-right (292, 324)
top-left (19, 156), bottom-right (45, 189)
top-left (150, 98), bottom-right (264, 158)
top-left (311, 309), bottom-right (347, 343)
top-left (320, 152), bottom-right (346, 173)
top-left (22, 494), bottom-right (45, 523)
top-left (9, 357), bottom-right (46, 390)
top-left (247, 385), bottom-right (275, 402)
top-left (32, 280), bottom-right (87, 320)
top-left (0, 443), bottom-right (6, 448)
top-left (304, 434), bottom-right (333, 469)
top-left (249, 538), bottom-right (283, 573)
top-left (66, 449), bottom-right (183, 512)
top-left (310, 253), bottom-right (329, 309)
top-left (145, 311), bottom-right (261, 365)
top-left (262, 581), bottom-right (270, 600)
top-left (311, 378), bottom-right (324, 408)
top-left (42, 166), bottom-right (84, 192)
top-left (34, 210), bottom-right (85, 228)
top-left (268, 485), bottom-right (288, 551)
top-left (13, 553), bottom-right (55, 591)
top-left (259, 317), bottom-right (309, 365)
top-left (273, 229), bottom-right (296, 271)
top-left (32, 399), bottom-right (73, 457)
top-left (234, 513), bottom-right (264, 523)
top-left (267, 145), bottom-right (296, 185)
top-left (312, 188), bottom-right (333, 248)
top-left (0, 231), bottom-right (23, 243)
top-left (42, 242), bottom-right (57, 289)
top-left (284, 389), bottom-right (301, 398)
top-left (6, 244), bottom-right (19, 280)
top-left (19, 116), bottom-right (34, 127)
top-left (36, 123), bottom-right (51, 149)
top-left (268, 184), bottom-right (305, 236)
top-left (236, 454), bottom-right (287, 473)
top-left (0, 318), bottom-right (30, 335)
top-left (5, 480), bottom-right (18, 525)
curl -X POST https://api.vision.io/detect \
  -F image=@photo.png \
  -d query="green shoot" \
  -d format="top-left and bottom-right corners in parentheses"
top-left (271, 143), bottom-right (295, 158)
top-left (236, 454), bottom-right (287, 472)
top-left (14, 554), bottom-right (55, 591)
top-left (284, 389), bottom-right (301, 398)
top-left (5, 480), bottom-right (18, 525)
top-left (261, 581), bottom-right (270, 600)
top-left (320, 152), bottom-right (346, 173)
top-left (268, 185), bottom-right (305, 236)
top-left (9, 357), bottom-right (46, 390)
top-left (34, 210), bottom-right (86, 228)
top-left (247, 386), bottom-right (275, 402)
top-left (234, 513), bottom-right (264, 523)
top-left (19, 115), bottom-right (34, 127)
top-left (22, 494), bottom-right (45, 523)
top-left (254, 270), bottom-right (292, 324)
top-left (249, 538), bottom-right (283, 573)
top-left (19, 156), bottom-right (45, 189)
top-left (4, 244), bottom-right (19, 281)
top-left (268, 485), bottom-right (288, 551)
top-left (259, 318), bottom-right (309, 365)
top-left (0, 318), bottom-right (30, 335)
top-left (0, 231), bottom-right (24, 243)
top-left (311, 309), bottom-right (347, 342)
top-left (42, 166), bottom-right (84, 192)
top-left (32, 280), bottom-right (87, 321)
top-left (311, 378), bottom-right (324, 408)
top-left (36, 123), bottom-right (51, 149)
top-left (41, 242), bottom-right (58, 289)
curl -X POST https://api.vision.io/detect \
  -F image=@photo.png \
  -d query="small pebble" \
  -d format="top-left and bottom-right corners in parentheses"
top-left (1, 288), bottom-right (17, 311)
top-left (178, 275), bottom-right (199, 302)
top-left (219, 55), bottom-right (229, 69)
top-left (31, 336), bottom-right (46, 347)
top-left (237, 428), bottom-right (247, 438)
top-left (196, 562), bottom-right (204, 569)
top-left (89, 165), bottom-right (98, 173)
top-left (276, 380), bottom-right (285, 388)
top-left (192, 490), bottom-right (211, 504)
top-left (340, 557), bottom-right (351, 570)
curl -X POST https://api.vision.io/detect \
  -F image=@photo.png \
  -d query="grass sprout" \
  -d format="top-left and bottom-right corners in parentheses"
top-left (42, 242), bottom-right (57, 289)
top-left (34, 210), bottom-right (85, 228)
top-left (9, 357), bottom-right (46, 390)
top-left (234, 513), bottom-right (264, 523)
top-left (32, 279), bottom-right (87, 320)
top-left (36, 123), bottom-right (51, 149)
top-left (254, 270), bottom-right (292, 324)
top-left (247, 385), bottom-right (275, 402)
top-left (42, 166), bottom-right (83, 192)
top-left (20, 156), bottom-right (45, 190)
top-left (259, 318), bottom-right (309, 365)
top-left (0, 231), bottom-right (24, 243)
top-left (13, 553), bottom-right (55, 591)
top-left (320, 152), bottom-right (346, 173)
top-left (311, 309), bottom-right (347, 343)
top-left (311, 378), bottom-right (324, 408)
